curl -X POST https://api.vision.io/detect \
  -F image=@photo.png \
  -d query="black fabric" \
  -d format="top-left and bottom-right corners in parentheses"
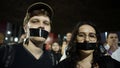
top-left (54, 58), bottom-right (74, 68)
top-left (0, 43), bottom-right (53, 68)
top-left (30, 28), bottom-right (49, 39)
top-left (54, 56), bottom-right (120, 68)
top-left (50, 51), bottom-right (62, 66)
top-left (2, 44), bottom-right (15, 68)
top-left (97, 56), bottom-right (120, 68)
top-left (76, 43), bottom-right (96, 50)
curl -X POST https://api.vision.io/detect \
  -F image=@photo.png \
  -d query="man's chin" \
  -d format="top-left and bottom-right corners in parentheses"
top-left (30, 37), bottom-right (46, 42)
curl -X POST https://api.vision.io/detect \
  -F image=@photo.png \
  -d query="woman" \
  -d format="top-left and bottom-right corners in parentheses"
top-left (55, 21), bottom-right (120, 68)
top-left (51, 41), bottom-right (62, 65)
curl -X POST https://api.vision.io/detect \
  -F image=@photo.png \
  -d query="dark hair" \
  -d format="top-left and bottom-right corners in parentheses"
top-left (106, 31), bottom-right (119, 39)
top-left (66, 21), bottom-right (103, 67)
top-left (51, 41), bottom-right (61, 53)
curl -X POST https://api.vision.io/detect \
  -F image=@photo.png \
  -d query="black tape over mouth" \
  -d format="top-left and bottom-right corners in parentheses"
top-left (76, 43), bottom-right (96, 50)
top-left (29, 28), bottom-right (49, 39)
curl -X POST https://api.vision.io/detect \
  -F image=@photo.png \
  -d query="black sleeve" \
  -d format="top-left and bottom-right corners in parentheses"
top-left (98, 56), bottom-right (120, 68)
top-left (0, 45), bottom-right (6, 67)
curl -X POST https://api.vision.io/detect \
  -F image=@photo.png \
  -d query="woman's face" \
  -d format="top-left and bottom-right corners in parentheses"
top-left (66, 33), bottom-right (72, 42)
top-left (24, 15), bottom-right (51, 43)
top-left (52, 42), bottom-right (61, 52)
top-left (77, 24), bottom-right (97, 43)
top-left (76, 24), bottom-right (97, 53)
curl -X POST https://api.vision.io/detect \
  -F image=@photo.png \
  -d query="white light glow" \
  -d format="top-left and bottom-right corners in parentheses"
top-left (105, 32), bottom-right (107, 39)
top-left (7, 31), bottom-right (11, 35)
top-left (14, 37), bottom-right (18, 42)
top-left (5, 37), bottom-right (8, 40)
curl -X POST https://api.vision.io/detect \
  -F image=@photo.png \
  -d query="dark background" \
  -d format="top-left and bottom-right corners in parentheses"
top-left (0, 0), bottom-right (119, 35)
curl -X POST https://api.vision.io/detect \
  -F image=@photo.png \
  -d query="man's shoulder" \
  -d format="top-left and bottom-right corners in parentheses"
top-left (55, 57), bottom-right (72, 68)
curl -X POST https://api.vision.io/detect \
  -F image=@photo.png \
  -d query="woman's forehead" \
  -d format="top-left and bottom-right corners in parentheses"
top-left (78, 24), bottom-right (96, 33)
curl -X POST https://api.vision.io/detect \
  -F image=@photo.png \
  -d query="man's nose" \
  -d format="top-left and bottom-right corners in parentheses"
top-left (38, 23), bottom-right (44, 29)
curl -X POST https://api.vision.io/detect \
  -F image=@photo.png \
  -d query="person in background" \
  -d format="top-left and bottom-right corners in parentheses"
top-left (0, 2), bottom-right (54, 68)
top-left (60, 32), bottom-right (72, 61)
top-left (51, 41), bottom-right (62, 66)
top-left (104, 32), bottom-right (120, 62)
top-left (55, 21), bottom-right (120, 68)
top-left (0, 33), bottom-right (5, 46)
top-left (18, 33), bottom-right (26, 43)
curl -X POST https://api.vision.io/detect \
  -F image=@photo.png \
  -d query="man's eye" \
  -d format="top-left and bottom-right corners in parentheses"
top-left (110, 37), bottom-right (113, 39)
top-left (43, 21), bottom-right (50, 25)
top-left (31, 20), bottom-right (39, 23)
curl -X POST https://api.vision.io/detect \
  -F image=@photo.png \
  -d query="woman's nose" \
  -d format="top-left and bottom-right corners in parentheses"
top-left (85, 36), bottom-right (89, 42)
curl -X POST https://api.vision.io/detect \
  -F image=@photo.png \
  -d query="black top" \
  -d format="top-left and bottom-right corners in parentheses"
top-left (50, 51), bottom-right (62, 66)
top-left (0, 43), bottom-right (53, 68)
top-left (54, 56), bottom-right (120, 68)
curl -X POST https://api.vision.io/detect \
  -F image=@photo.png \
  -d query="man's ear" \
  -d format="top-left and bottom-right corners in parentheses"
top-left (106, 39), bottom-right (108, 43)
top-left (23, 24), bottom-right (27, 33)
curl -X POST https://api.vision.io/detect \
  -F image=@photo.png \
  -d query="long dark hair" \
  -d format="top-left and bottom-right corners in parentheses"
top-left (66, 21), bottom-right (105, 67)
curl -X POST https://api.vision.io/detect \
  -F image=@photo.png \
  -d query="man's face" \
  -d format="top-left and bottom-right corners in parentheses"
top-left (24, 15), bottom-right (51, 42)
top-left (107, 33), bottom-right (119, 46)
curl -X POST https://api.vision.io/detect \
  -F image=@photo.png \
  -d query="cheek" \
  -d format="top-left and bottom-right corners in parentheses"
top-left (90, 39), bottom-right (97, 43)
top-left (77, 37), bottom-right (84, 43)
top-left (45, 26), bottom-right (51, 32)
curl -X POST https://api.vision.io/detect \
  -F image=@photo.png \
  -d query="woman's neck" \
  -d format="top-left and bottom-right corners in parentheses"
top-left (76, 53), bottom-right (93, 68)
top-left (81, 53), bottom-right (93, 63)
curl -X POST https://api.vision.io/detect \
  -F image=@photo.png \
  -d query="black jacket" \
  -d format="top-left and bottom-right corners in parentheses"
top-left (54, 56), bottom-right (120, 68)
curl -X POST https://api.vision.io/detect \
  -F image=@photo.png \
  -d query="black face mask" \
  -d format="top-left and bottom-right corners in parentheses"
top-left (29, 28), bottom-right (49, 39)
top-left (76, 42), bottom-right (96, 50)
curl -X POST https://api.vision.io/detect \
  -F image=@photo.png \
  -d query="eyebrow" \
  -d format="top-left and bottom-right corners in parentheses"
top-left (78, 32), bottom-right (96, 34)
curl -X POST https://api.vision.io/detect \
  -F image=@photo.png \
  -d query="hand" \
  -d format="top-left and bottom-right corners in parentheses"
top-left (109, 43), bottom-right (118, 53)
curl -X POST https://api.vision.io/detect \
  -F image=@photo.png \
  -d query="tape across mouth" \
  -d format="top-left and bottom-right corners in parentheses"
top-left (29, 28), bottom-right (49, 39)
top-left (76, 43), bottom-right (96, 50)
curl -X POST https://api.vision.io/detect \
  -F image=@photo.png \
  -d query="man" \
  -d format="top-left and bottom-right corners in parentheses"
top-left (104, 32), bottom-right (120, 62)
top-left (0, 2), bottom-right (54, 68)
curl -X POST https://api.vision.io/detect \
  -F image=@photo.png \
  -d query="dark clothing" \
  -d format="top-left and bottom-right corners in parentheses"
top-left (0, 43), bottom-right (53, 68)
top-left (54, 56), bottom-right (120, 68)
top-left (97, 56), bottom-right (120, 68)
top-left (50, 51), bottom-right (62, 66)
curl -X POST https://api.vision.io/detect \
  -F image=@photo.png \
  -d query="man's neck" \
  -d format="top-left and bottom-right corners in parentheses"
top-left (23, 41), bottom-right (44, 60)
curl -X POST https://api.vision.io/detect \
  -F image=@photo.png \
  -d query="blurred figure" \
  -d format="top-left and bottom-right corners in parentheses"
top-left (18, 34), bottom-right (26, 43)
top-left (55, 21), bottom-right (120, 68)
top-left (104, 32), bottom-right (120, 62)
top-left (0, 33), bottom-right (4, 46)
top-left (60, 32), bottom-right (72, 61)
top-left (51, 41), bottom-right (62, 66)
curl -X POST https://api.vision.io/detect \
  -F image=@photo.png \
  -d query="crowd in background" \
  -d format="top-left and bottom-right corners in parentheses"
top-left (0, 2), bottom-right (120, 68)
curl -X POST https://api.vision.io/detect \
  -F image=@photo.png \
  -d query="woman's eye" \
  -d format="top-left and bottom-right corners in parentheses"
top-left (78, 34), bottom-right (84, 37)
top-left (89, 34), bottom-right (96, 38)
